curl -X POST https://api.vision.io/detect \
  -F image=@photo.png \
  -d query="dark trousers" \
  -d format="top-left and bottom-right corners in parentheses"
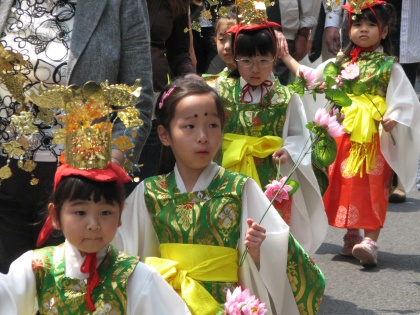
top-left (0, 157), bottom-right (61, 273)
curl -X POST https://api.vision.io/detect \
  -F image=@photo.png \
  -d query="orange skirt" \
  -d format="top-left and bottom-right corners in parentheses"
top-left (323, 133), bottom-right (393, 230)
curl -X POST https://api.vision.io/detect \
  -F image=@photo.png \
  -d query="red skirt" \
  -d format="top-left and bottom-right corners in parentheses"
top-left (323, 133), bottom-right (393, 230)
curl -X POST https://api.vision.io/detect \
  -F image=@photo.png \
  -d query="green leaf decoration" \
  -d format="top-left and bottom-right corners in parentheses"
top-left (325, 76), bottom-right (337, 89)
top-left (342, 80), bottom-right (353, 94)
top-left (325, 89), bottom-right (352, 107)
top-left (286, 179), bottom-right (300, 195)
top-left (312, 135), bottom-right (337, 168)
top-left (350, 81), bottom-right (367, 96)
top-left (323, 62), bottom-right (338, 80)
top-left (287, 81), bottom-right (304, 97)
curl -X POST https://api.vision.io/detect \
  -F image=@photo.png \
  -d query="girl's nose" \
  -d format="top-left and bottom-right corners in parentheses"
top-left (88, 217), bottom-right (101, 231)
top-left (197, 130), bottom-right (208, 144)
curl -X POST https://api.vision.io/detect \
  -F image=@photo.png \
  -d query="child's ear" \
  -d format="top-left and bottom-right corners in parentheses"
top-left (48, 203), bottom-right (61, 230)
top-left (381, 26), bottom-right (389, 39)
top-left (157, 125), bottom-right (171, 147)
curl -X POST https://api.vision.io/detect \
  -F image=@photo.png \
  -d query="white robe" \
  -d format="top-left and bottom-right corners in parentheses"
top-left (0, 241), bottom-right (191, 315)
top-left (299, 48), bottom-right (420, 192)
top-left (113, 162), bottom-right (300, 315)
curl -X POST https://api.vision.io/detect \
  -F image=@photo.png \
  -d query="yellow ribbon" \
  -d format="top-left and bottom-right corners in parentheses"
top-left (222, 133), bottom-right (283, 187)
top-left (145, 243), bottom-right (238, 315)
top-left (341, 94), bottom-right (387, 176)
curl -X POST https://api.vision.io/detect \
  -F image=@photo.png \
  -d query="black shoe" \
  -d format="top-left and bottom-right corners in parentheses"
top-left (389, 188), bottom-right (406, 203)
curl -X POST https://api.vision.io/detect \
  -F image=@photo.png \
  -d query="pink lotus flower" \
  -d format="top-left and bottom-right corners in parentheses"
top-left (224, 287), bottom-right (267, 315)
top-left (264, 177), bottom-right (293, 204)
top-left (298, 66), bottom-right (317, 89)
top-left (340, 63), bottom-right (359, 80)
top-left (314, 108), bottom-right (345, 138)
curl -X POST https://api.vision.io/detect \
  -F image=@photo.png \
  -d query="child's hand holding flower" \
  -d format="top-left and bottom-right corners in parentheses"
top-left (272, 147), bottom-right (290, 165)
top-left (244, 219), bottom-right (266, 264)
top-left (380, 117), bottom-right (397, 133)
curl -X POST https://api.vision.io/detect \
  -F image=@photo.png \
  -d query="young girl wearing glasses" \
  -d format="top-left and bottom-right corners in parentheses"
top-left (214, 17), bottom-right (327, 256)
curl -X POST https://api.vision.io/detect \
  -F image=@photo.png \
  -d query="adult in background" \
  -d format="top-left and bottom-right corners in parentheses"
top-left (135, 0), bottom-right (200, 186)
top-left (0, 0), bottom-right (153, 273)
top-left (267, 0), bottom-right (322, 84)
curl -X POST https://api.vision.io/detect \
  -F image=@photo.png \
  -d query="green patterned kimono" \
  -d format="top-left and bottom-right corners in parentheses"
top-left (341, 51), bottom-right (395, 97)
top-left (143, 167), bottom-right (325, 314)
top-left (32, 244), bottom-right (138, 315)
top-left (144, 167), bottom-right (247, 303)
top-left (216, 76), bottom-right (293, 188)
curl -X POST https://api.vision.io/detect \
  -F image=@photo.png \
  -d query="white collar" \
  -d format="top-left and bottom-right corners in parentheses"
top-left (239, 72), bottom-right (275, 104)
top-left (173, 162), bottom-right (220, 193)
top-left (64, 240), bottom-right (108, 279)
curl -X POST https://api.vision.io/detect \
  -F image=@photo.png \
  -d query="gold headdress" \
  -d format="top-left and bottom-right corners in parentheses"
top-left (225, 1), bottom-right (280, 39)
top-left (0, 44), bottom-right (143, 184)
top-left (29, 81), bottom-right (143, 170)
top-left (236, 0), bottom-right (273, 26)
top-left (326, 0), bottom-right (387, 18)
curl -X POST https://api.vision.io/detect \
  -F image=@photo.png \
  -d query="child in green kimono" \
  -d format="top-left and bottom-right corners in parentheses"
top-left (213, 9), bottom-right (327, 255)
top-left (114, 77), bottom-right (325, 315)
top-left (0, 163), bottom-right (190, 314)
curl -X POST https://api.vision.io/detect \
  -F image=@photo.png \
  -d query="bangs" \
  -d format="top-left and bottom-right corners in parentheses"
top-left (55, 176), bottom-right (123, 206)
top-left (234, 29), bottom-right (276, 57)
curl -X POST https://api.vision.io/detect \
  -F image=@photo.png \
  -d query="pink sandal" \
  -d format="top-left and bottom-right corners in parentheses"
top-left (352, 237), bottom-right (378, 267)
top-left (341, 232), bottom-right (363, 256)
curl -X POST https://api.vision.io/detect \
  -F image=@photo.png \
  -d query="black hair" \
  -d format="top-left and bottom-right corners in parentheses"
top-left (52, 176), bottom-right (125, 223)
top-left (229, 27), bottom-right (277, 78)
top-left (337, 3), bottom-right (396, 66)
top-left (155, 77), bottom-right (225, 174)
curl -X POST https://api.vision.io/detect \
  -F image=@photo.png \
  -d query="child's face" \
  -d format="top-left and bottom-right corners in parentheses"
top-left (215, 19), bottom-right (235, 66)
top-left (158, 93), bottom-right (222, 177)
top-left (349, 19), bottom-right (388, 50)
top-left (50, 196), bottom-right (121, 255)
top-left (236, 52), bottom-right (275, 88)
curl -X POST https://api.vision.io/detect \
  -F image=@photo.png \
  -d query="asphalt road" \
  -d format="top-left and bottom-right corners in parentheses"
top-left (314, 187), bottom-right (420, 315)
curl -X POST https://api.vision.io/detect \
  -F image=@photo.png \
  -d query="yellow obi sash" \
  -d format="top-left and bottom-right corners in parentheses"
top-left (341, 94), bottom-right (387, 176)
top-left (145, 243), bottom-right (238, 315)
top-left (222, 133), bottom-right (283, 187)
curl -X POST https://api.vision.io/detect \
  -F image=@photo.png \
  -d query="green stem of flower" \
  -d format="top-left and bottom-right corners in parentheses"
top-left (238, 135), bottom-right (317, 266)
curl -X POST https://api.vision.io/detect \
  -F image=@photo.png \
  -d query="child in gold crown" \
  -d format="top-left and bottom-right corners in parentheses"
top-left (281, 0), bottom-right (420, 267)
top-left (0, 161), bottom-right (191, 314)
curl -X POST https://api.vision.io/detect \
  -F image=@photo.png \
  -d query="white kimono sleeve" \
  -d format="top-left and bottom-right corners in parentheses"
top-left (281, 93), bottom-right (328, 255)
top-left (380, 63), bottom-right (420, 192)
top-left (0, 251), bottom-right (38, 315)
top-left (113, 183), bottom-right (159, 258)
top-left (238, 179), bottom-right (300, 315)
top-left (127, 262), bottom-right (191, 314)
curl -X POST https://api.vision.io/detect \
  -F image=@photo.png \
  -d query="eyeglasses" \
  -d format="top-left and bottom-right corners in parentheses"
top-left (235, 57), bottom-right (276, 68)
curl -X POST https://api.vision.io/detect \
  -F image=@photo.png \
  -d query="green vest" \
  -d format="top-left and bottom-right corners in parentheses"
top-left (32, 244), bottom-right (138, 315)
top-left (144, 167), bottom-right (247, 302)
top-left (342, 51), bottom-right (395, 97)
top-left (216, 76), bottom-right (293, 188)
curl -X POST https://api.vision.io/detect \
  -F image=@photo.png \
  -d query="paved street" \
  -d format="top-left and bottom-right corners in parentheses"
top-left (314, 187), bottom-right (420, 315)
